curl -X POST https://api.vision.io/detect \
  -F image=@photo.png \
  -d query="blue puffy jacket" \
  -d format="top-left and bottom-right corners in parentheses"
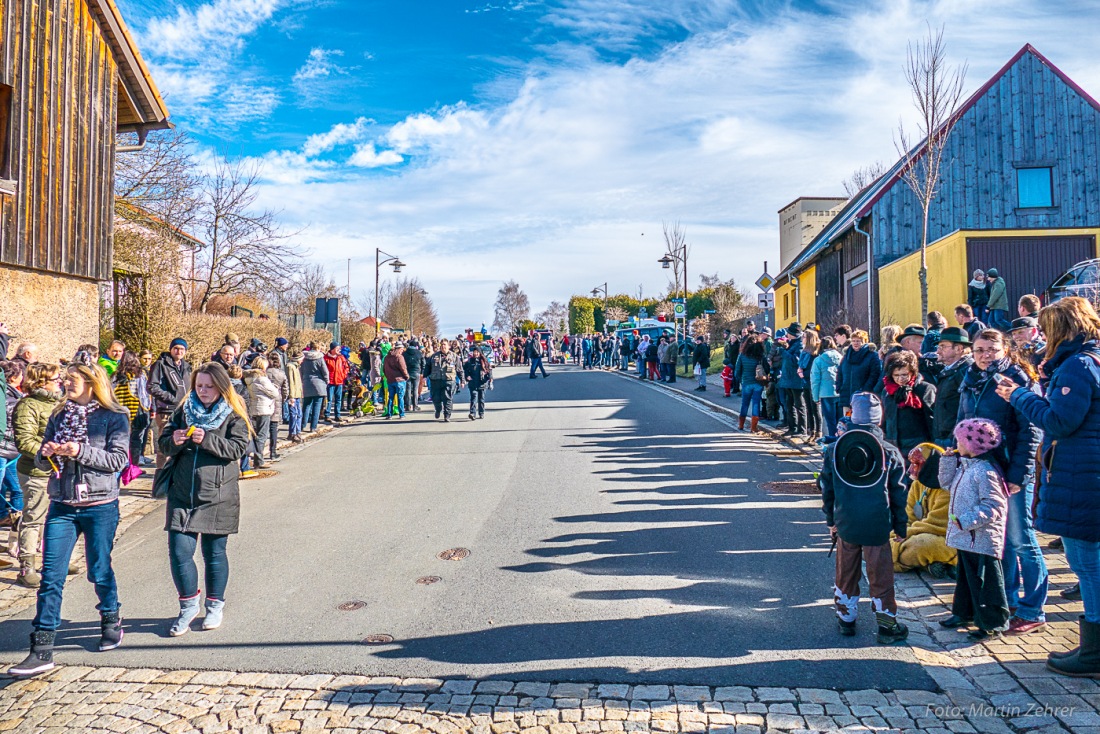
top-left (1011, 337), bottom-right (1100, 542)
top-left (777, 341), bottom-right (804, 390)
top-left (957, 360), bottom-right (1040, 488)
top-left (810, 349), bottom-right (842, 401)
top-left (836, 345), bottom-right (881, 408)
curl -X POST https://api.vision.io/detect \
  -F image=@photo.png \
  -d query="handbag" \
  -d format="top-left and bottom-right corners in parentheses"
top-left (755, 363), bottom-right (768, 384)
top-left (152, 455), bottom-right (176, 499)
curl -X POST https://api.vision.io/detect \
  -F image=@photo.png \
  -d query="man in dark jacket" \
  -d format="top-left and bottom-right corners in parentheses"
top-left (778, 324), bottom-right (806, 434)
top-left (525, 335), bottom-right (548, 378)
top-left (463, 349), bottom-right (492, 420)
top-left (428, 341), bottom-right (462, 421)
top-left (723, 332), bottom-right (741, 394)
top-left (691, 336), bottom-right (711, 391)
top-left (932, 327), bottom-right (972, 445)
top-left (821, 392), bottom-right (909, 645)
top-left (403, 339), bottom-right (425, 412)
top-left (149, 338), bottom-right (193, 469)
top-left (955, 304), bottom-right (987, 343)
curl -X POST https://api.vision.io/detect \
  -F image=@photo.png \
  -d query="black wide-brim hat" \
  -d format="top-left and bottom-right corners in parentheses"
top-left (833, 429), bottom-right (886, 488)
top-left (938, 326), bottom-right (971, 345)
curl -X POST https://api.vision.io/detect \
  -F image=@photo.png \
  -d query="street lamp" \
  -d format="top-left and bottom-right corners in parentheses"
top-left (657, 245), bottom-right (689, 352)
top-left (407, 286), bottom-right (426, 336)
top-left (591, 282), bottom-right (608, 333)
top-left (375, 248), bottom-right (406, 338)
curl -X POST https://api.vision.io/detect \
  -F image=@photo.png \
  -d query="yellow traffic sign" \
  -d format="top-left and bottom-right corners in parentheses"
top-left (755, 273), bottom-right (774, 291)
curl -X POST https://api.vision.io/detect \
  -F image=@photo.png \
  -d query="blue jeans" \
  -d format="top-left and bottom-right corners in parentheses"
top-left (388, 381), bottom-right (406, 417)
top-left (821, 397), bottom-right (840, 438)
top-left (1064, 537), bottom-right (1100, 623)
top-left (286, 398), bottom-right (302, 436)
top-left (0, 456), bottom-right (23, 513)
top-left (33, 501), bottom-right (120, 631)
top-left (302, 396), bottom-right (323, 431)
top-left (619, 354), bottom-right (629, 370)
top-left (326, 385), bottom-right (343, 420)
top-left (1001, 482), bottom-right (1048, 621)
top-left (740, 384), bottom-right (763, 417)
top-left (636, 357), bottom-right (645, 377)
top-left (169, 531), bottom-right (229, 600)
top-left (988, 308), bottom-right (1009, 331)
top-left (530, 357), bottom-right (547, 377)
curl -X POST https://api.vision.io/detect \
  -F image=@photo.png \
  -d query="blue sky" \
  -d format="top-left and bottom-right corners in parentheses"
top-left (117, 0), bottom-right (1100, 334)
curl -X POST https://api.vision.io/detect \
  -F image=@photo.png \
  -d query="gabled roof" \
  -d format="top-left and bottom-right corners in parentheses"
top-left (87, 0), bottom-right (170, 132)
top-left (777, 44), bottom-right (1100, 281)
top-left (359, 316), bottom-right (395, 330)
top-left (116, 201), bottom-right (203, 247)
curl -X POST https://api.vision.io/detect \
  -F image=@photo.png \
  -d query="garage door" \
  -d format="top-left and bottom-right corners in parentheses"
top-left (966, 235), bottom-right (1097, 308)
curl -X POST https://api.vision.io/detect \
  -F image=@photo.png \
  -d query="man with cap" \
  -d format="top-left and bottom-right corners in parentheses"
top-left (985, 268), bottom-right (1010, 330)
top-left (932, 327), bottom-right (974, 445)
top-left (777, 323), bottom-right (806, 435)
top-left (403, 338), bottom-right (425, 412)
top-left (148, 338), bottom-right (192, 469)
top-left (820, 391), bottom-right (910, 644)
top-left (1009, 317), bottom-right (1046, 373)
top-left (899, 324), bottom-right (941, 382)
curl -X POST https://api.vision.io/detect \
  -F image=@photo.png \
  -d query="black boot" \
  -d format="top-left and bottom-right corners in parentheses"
top-left (1049, 618), bottom-right (1100, 677)
top-left (838, 618), bottom-right (856, 637)
top-left (1051, 617), bottom-right (1084, 661)
top-left (99, 610), bottom-right (124, 651)
top-left (9, 630), bottom-right (55, 676)
top-left (876, 615), bottom-right (909, 645)
top-left (1062, 583), bottom-right (1082, 601)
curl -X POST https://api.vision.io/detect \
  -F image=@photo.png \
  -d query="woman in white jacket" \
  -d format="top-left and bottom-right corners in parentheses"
top-left (244, 357), bottom-right (280, 470)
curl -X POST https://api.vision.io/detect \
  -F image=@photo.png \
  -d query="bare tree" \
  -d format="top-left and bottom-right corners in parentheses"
top-left (662, 220), bottom-right (689, 298)
top-left (842, 161), bottom-right (889, 197)
top-left (535, 300), bottom-right (569, 333)
top-left (381, 277), bottom-right (440, 336)
top-left (492, 280), bottom-right (530, 334)
top-left (604, 305), bottom-right (629, 323)
top-left (275, 263), bottom-right (342, 323)
top-left (192, 156), bottom-right (304, 312)
top-left (894, 24), bottom-right (968, 320)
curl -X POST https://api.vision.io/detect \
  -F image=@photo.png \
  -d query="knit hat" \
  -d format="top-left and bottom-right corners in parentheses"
top-left (850, 392), bottom-right (883, 427)
top-left (986, 268), bottom-right (999, 278)
top-left (954, 418), bottom-right (1003, 456)
top-left (170, 338), bottom-right (188, 350)
top-left (275, 337), bottom-right (289, 347)
top-left (329, 341), bottom-right (339, 350)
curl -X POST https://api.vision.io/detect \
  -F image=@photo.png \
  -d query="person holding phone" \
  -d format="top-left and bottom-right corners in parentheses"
top-left (157, 362), bottom-right (251, 637)
top-left (9, 354), bottom-right (130, 677)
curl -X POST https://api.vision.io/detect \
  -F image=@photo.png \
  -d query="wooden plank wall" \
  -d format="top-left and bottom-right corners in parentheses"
top-left (0, 0), bottom-right (117, 282)
top-left (871, 51), bottom-right (1100, 266)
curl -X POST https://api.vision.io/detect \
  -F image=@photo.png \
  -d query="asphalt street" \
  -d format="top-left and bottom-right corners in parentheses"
top-left (0, 364), bottom-right (935, 690)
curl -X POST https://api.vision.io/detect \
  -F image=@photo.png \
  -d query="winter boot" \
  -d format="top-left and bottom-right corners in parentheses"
top-left (1051, 617), bottom-right (1084, 661)
top-left (1048, 618), bottom-right (1100, 677)
top-left (99, 610), bottom-right (124, 651)
top-left (838, 618), bottom-right (856, 636)
top-left (169, 594), bottom-right (202, 637)
top-left (738, 416), bottom-right (746, 430)
top-left (203, 598), bottom-right (225, 630)
top-left (8, 630), bottom-right (55, 677)
top-left (750, 417), bottom-right (760, 433)
top-left (875, 613), bottom-right (909, 645)
top-left (16, 556), bottom-right (40, 588)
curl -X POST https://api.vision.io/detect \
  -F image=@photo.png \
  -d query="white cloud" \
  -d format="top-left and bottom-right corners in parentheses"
top-left (142, 0), bottom-right (288, 60)
top-left (293, 48), bottom-right (348, 84)
top-left (302, 117), bottom-right (373, 157)
top-left (348, 143), bottom-right (404, 168)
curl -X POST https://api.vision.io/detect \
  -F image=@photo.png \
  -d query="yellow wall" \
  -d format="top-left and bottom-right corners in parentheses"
top-left (877, 228), bottom-right (1100, 328)
top-left (775, 264), bottom-right (818, 328)
top-left (775, 281), bottom-right (795, 324)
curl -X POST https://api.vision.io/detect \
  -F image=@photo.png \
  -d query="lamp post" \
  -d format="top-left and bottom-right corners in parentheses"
top-left (591, 282), bottom-right (608, 333)
top-left (658, 244), bottom-right (688, 350)
top-left (407, 286), bottom-right (426, 336)
top-left (375, 248), bottom-right (406, 338)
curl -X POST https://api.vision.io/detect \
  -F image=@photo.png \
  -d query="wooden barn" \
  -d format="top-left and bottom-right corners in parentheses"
top-left (0, 0), bottom-right (169, 361)
top-left (774, 45), bottom-right (1100, 334)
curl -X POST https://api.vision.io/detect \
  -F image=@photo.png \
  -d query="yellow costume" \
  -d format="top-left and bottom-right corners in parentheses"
top-left (890, 444), bottom-right (957, 572)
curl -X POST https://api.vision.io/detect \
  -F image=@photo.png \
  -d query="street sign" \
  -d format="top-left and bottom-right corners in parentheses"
top-left (638, 307), bottom-right (648, 319)
top-left (757, 292), bottom-right (775, 309)
top-left (673, 303), bottom-right (686, 318)
top-left (607, 320), bottom-right (620, 327)
top-left (755, 273), bottom-right (775, 291)
top-left (703, 309), bottom-right (716, 315)
top-left (670, 298), bottom-right (686, 304)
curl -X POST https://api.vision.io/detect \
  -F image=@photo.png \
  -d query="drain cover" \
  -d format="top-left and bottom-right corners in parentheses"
top-left (362, 634), bottom-right (394, 645)
top-left (337, 600), bottom-right (366, 611)
top-left (438, 548), bottom-right (470, 561)
top-left (416, 576), bottom-right (442, 585)
top-left (761, 480), bottom-right (820, 495)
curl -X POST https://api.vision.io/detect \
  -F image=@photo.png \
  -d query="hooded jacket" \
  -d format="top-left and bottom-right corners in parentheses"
top-left (1010, 336), bottom-right (1100, 542)
top-left (14, 388), bottom-right (62, 477)
top-left (286, 360), bottom-right (303, 400)
top-left (403, 345), bottom-right (424, 377)
top-left (939, 454), bottom-right (1008, 559)
top-left (148, 353), bottom-right (192, 415)
top-left (810, 348), bottom-right (842, 401)
top-left (776, 340), bottom-right (804, 390)
top-left (968, 278), bottom-right (989, 309)
top-left (821, 425), bottom-right (907, 546)
top-left (324, 351), bottom-right (350, 386)
top-left (836, 344), bottom-right (882, 408)
top-left (244, 370), bottom-right (280, 417)
top-left (300, 350), bottom-right (330, 398)
top-left (986, 276), bottom-right (1008, 312)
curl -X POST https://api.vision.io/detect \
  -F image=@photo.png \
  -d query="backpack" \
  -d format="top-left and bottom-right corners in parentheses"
top-left (755, 362), bottom-right (769, 385)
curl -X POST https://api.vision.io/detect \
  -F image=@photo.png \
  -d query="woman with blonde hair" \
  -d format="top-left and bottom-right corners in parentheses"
top-left (879, 325), bottom-right (903, 360)
top-left (9, 356), bottom-right (130, 676)
top-left (158, 362), bottom-right (251, 638)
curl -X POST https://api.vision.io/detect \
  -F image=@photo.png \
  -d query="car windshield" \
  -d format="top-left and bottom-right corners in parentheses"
top-left (1077, 263), bottom-right (1099, 285)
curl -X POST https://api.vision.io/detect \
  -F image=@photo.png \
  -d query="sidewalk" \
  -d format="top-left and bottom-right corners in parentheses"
top-left (0, 415), bottom-right (369, 623)
top-left (610, 365), bottom-right (1095, 733)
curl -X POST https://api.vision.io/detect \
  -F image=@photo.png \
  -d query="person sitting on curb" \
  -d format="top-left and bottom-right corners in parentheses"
top-left (891, 443), bottom-right (957, 579)
top-left (821, 391), bottom-right (910, 645)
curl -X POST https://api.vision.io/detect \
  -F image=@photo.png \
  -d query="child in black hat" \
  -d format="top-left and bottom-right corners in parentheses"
top-left (821, 391), bottom-right (910, 644)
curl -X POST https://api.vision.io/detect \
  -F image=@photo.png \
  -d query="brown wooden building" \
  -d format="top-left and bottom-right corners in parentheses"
top-left (0, 0), bottom-right (169, 361)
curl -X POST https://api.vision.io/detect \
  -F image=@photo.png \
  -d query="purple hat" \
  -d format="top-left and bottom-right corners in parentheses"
top-left (954, 418), bottom-right (1003, 456)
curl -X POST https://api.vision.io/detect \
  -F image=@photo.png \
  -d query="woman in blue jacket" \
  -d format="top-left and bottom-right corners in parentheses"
top-left (836, 330), bottom-right (882, 410)
top-left (998, 297), bottom-right (1100, 677)
top-left (959, 329), bottom-right (1046, 638)
top-left (811, 337), bottom-right (843, 439)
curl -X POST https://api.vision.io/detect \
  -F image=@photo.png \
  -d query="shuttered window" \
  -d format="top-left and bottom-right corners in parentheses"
top-left (1017, 167), bottom-right (1054, 208)
top-left (0, 84), bottom-right (11, 184)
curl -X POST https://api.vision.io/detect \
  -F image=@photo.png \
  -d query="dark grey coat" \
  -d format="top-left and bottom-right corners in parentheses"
top-left (157, 405), bottom-right (250, 535)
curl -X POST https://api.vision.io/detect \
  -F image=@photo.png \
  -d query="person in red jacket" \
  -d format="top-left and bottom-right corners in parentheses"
top-left (323, 342), bottom-right (350, 423)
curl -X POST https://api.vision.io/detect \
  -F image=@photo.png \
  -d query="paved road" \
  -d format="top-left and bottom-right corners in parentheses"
top-left (0, 365), bottom-right (934, 690)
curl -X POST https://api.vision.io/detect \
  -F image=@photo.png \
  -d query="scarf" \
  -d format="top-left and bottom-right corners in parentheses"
top-left (54, 400), bottom-right (100, 446)
top-left (183, 393), bottom-right (232, 431)
top-left (963, 356), bottom-right (1012, 395)
top-left (882, 375), bottom-right (923, 410)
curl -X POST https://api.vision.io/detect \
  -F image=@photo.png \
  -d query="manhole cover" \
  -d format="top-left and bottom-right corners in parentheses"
top-left (337, 600), bottom-right (366, 611)
top-left (438, 548), bottom-right (470, 561)
top-left (242, 470), bottom-right (278, 480)
top-left (362, 634), bottom-right (394, 645)
top-left (416, 576), bottom-right (442, 585)
top-left (761, 481), bottom-right (820, 495)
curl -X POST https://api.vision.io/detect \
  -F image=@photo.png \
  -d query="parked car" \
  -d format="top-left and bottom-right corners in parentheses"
top-left (1045, 259), bottom-right (1100, 304)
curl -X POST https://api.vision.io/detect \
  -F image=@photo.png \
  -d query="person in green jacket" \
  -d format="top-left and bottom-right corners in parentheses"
top-left (985, 268), bottom-right (1010, 331)
top-left (98, 340), bottom-right (125, 377)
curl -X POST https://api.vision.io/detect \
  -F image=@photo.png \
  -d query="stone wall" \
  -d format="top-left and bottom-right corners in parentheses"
top-left (0, 266), bottom-right (99, 363)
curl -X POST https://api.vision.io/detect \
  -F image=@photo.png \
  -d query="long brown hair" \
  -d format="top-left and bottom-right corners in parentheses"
top-left (52, 362), bottom-right (126, 416)
top-left (192, 362), bottom-right (254, 435)
top-left (1040, 297), bottom-right (1100, 358)
top-left (24, 363), bottom-right (59, 392)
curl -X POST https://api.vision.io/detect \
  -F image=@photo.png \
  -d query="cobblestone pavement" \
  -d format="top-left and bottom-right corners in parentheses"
top-left (0, 374), bottom-right (1094, 733)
